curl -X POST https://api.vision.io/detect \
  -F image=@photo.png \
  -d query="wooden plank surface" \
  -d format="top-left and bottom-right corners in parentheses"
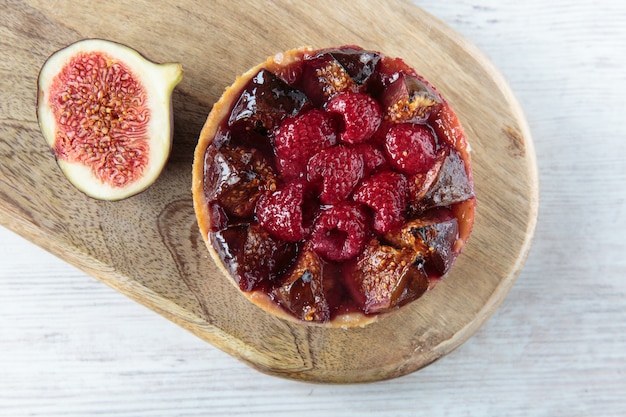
top-left (0, 0), bottom-right (538, 383)
top-left (1, 0), bottom-right (625, 414)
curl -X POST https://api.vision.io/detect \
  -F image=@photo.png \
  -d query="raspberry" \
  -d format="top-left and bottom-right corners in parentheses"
top-left (385, 123), bottom-right (436, 175)
top-left (273, 109), bottom-right (337, 180)
top-left (255, 181), bottom-right (313, 241)
top-left (306, 146), bottom-right (364, 204)
top-left (352, 143), bottom-right (388, 175)
top-left (327, 91), bottom-right (382, 144)
top-left (369, 120), bottom-right (393, 147)
top-left (311, 203), bottom-right (369, 262)
top-left (352, 171), bottom-right (408, 234)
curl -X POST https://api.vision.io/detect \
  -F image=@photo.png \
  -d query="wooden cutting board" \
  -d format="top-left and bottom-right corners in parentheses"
top-left (0, 0), bottom-right (538, 383)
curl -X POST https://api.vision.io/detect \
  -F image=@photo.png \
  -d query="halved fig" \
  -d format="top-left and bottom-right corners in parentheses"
top-left (36, 39), bottom-right (183, 200)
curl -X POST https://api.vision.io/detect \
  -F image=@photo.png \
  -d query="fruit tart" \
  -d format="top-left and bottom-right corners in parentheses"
top-left (192, 46), bottom-right (476, 326)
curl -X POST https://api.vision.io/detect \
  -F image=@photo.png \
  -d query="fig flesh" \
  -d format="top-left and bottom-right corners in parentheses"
top-left (36, 39), bottom-right (183, 200)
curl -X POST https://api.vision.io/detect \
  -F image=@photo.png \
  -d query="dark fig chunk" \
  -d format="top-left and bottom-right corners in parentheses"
top-left (374, 55), bottom-right (419, 90)
top-left (228, 69), bottom-right (309, 135)
top-left (210, 224), bottom-right (247, 283)
top-left (380, 73), bottom-right (442, 124)
top-left (430, 102), bottom-right (467, 152)
top-left (297, 52), bottom-right (359, 106)
top-left (210, 223), bottom-right (297, 292)
top-left (396, 264), bottom-right (430, 306)
top-left (328, 47), bottom-right (381, 86)
top-left (417, 148), bottom-right (474, 211)
top-left (204, 144), bottom-right (277, 219)
top-left (207, 201), bottom-right (228, 232)
top-left (344, 239), bottom-right (420, 314)
top-left (272, 246), bottom-right (331, 322)
top-left (384, 208), bottom-right (459, 277)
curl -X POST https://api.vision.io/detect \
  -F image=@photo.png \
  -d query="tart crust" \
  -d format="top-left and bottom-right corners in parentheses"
top-left (192, 47), bottom-right (473, 327)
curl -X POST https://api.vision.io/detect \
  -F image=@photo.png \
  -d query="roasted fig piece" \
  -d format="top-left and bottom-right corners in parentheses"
top-left (416, 148), bottom-right (474, 211)
top-left (297, 52), bottom-right (359, 106)
top-left (203, 144), bottom-right (277, 219)
top-left (272, 246), bottom-right (331, 322)
top-left (385, 208), bottom-right (459, 277)
top-left (210, 223), bottom-right (297, 292)
top-left (380, 73), bottom-right (442, 124)
top-left (327, 47), bottom-right (381, 86)
top-left (228, 69), bottom-right (309, 135)
top-left (344, 239), bottom-right (422, 314)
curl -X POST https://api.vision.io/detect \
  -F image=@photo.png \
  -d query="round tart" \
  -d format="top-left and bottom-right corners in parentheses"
top-left (192, 46), bottom-right (476, 326)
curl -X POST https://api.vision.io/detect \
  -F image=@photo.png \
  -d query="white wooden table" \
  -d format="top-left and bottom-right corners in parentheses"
top-left (2, 1), bottom-right (625, 415)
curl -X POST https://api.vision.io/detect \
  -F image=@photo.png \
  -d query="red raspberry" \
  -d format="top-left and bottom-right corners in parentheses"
top-left (352, 143), bottom-right (388, 175)
top-left (385, 123), bottom-right (436, 175)
top-left (311, 203), bottom-right (369, 261)
top-left (353, 171), bottom-right (408, 234)
top-left (306, 146), bottom-right (364, 204)
top-left (255, 181), bottom-right (312, 242)
top-left (327, 91), bottom-right (382, 144)
top-left (273, 109), bottom-right (337, 180)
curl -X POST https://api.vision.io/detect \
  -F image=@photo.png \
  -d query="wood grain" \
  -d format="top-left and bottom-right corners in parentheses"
top-left (3, 0), bottom-right (626, 415)
top-left (0, 0), bottom-right (537, 382)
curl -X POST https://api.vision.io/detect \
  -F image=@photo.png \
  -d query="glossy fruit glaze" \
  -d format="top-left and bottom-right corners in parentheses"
top-left (199, 46), bottom-right (475, 323)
